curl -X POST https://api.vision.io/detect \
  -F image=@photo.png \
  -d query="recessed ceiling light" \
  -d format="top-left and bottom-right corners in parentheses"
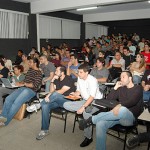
top-left (76, 6), bottom-right (98, 11)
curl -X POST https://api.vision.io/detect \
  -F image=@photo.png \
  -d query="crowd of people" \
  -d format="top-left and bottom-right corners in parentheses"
top-left (0, 32), bottom-right (150, 150)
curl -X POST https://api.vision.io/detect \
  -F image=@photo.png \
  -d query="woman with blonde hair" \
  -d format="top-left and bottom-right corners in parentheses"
top-left (130, 53), bottom-right (146, 84)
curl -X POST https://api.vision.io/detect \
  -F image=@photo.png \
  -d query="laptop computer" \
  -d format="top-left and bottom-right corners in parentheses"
top-left (93, 99), bottom-right (119, 109)
top-left (1, 78), bottom-right (18, 88)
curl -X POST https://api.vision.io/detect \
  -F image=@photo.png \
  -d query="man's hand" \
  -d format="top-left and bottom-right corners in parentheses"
top-left (70, 92), bottom-right (80, 97)
top-left (114, 81), bottom-right (123, 90)
top-left (77, 106), bottom-right (85, 114)
top-left (144, 85), bottom-right (150, 91)
top-left (15, 82), bottom-right (24, 87)
top-left (68, 61), bottom-right (72, 67)
top-left (111, 104), bottom-right (121, 116)
top-left (45, 93), bottom-right (51, 102)
top-left (52, 75), bottom-right (59, 81)
top-left (42, 79), bottom-right (46, 85)
top-left (70, 69), bottom-right (76, 75)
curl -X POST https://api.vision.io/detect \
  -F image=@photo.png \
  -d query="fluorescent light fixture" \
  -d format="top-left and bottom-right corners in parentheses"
top-left (148, 0), bottom-right (150, 3)
top-left (77, 6), bottom-right (97, 11)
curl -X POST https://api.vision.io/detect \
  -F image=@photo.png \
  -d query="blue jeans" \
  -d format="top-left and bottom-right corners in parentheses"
top-left (43, 77), bottom-right (51, 92)
top-left (1, 87), bottom-right (36, 125)
top-left (64, 100), bottom-right (99, 139)
top-left (41, 92), bottom-right (69, 130)
top-left (143, 91), bottom-right (150, 101)
top-left (92, 106), bottom-right (135, 150)
top-left (133, 75), bottom-right (141, 85)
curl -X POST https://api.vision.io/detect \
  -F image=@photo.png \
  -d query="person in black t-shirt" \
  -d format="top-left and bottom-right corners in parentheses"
top-left (13, 50), bottom-right (23, 65)
top-left (0, 59), bottom-right (9, 79)
top-left (78, 71), bottom-right (143, 150)
top-left (123, 46), bottom-right (135, 69)
top-left (36, 66), bottom-right (75, 140)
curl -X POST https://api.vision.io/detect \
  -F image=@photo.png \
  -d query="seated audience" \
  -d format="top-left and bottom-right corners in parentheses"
top-left (107, 51), bottom-right (125, 80)
top-left (141, 43), bottom-right (150, 69)
top-left (67, 54), bottom-right (80, 82)
top-left (141, 70), bottom-right (150, 101)
top-left (47, 44), bottom-right (53, 54)
top-left (85, 46), bottom-right (95, 66)
top-left (20, 53), bottom-right (29, 74)
top-left (102, 41), bottom-right (112, 52)
top-left (130, 53), bottom-right (146, 84)
top-left (40, 55), bottom-right (55, 92)
top-left (34, 51), bottom-right (40, 60)
top-left (61, 50), bottom-right (70, 66)
top-left (0, 59), bottom-right (9, 79)
top-left (138, 38), bottom-right (145, 52)
top-left (79, 71), bottom-right (143, 150)
top-left (0, 55), bottom-right (12, 71)
top-left (98, 51), bottom-right (109, 67)
top-left (123, 46), bottom-right (135, 70)
top-left (64, 64), bottom-right (103, 147)
top-left (92, 41), bottom-right (102, 60)
top-left (90, 57), bottom-right (109, 92)
top-left (29, 47), bottom-right (36, 57)
top-left (0, 57), bottom-right (42, 126)
top-left (127, 40), bottom-right (136, 56)
top-left (51, 52), bottom-right (61, 67)
top-left (14, 50), bottom-right (23, 65)
top-left (41, 46), bottom-right (47, 54)
top-left (36, 66), bottom-right (75, 140)
top-left (0, 65), bottom-right (25, 109)
top-left (118, 44), bottom-right (124, 55)
top-left (82, 42), bottom-right (89, 53)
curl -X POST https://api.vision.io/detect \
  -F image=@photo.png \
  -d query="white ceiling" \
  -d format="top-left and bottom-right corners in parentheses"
top-left (11, 0), bottom-right (150, 22)
top-left (68, 1), bottom-right (150, 15)
top-left (12, 0), bottom-right (39, 3)
top-left (12, 0), bottom-right (150, 15)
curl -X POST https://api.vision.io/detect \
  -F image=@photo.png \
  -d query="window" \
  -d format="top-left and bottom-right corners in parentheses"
top-left (0, 10), bottom-right (28, 39)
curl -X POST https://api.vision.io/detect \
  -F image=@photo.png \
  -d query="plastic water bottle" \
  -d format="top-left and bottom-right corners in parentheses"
top-left (85, 56), bottom-right (88, 62)
top-left (12, 77), bottom-right (15, 85)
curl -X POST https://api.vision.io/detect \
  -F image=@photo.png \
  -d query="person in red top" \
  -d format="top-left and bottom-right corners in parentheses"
top-left (141, 43), bottom-right (150, 69)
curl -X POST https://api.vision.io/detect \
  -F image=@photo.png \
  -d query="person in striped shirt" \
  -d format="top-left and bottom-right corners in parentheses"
top-left (0, 57), bottom-right (42, 126)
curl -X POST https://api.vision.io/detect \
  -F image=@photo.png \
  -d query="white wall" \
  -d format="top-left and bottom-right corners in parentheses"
top-left (85, 23), bottom-right (108, 39)
top-left (83, 9), bottom-right (150, 22)
top-left (39, 15), bottom-right (81, 39)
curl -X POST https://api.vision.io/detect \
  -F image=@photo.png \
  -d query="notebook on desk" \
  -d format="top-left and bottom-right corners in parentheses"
top-left (93, 99), bottom-right (119, 109)
top-left (65, 95), bottom-right (81, 101)
top-left (1, 78), bottom-right (18, 88)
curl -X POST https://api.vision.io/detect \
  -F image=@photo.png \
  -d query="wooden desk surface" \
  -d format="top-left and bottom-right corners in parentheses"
top-left (138, 109), bottom-right (150, 122)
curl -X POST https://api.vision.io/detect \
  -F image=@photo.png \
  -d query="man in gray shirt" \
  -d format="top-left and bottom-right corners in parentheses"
top-left (92, 41), bottom-right (102, 60)
top-left (40, 55), bottom-right (55, 92)
top-left (90, 57), bottom-right (109, 92)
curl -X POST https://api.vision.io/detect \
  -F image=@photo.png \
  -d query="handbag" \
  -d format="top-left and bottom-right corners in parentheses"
top-left (14, 104), bottom-right (27, 121)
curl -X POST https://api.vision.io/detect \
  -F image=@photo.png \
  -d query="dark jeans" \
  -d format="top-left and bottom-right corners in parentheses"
top-left (41, 92), bottom-right (69, 130)
top-left (139, 132), bottom-right (150, 143)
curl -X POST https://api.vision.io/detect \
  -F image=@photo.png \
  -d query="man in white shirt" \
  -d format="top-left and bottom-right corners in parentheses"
top-left (107, 51), bottom-right (125, 80)
top-left (128, 40), bottom-right (136, 56)
top-left (64, 64), bottom-right (103, 147)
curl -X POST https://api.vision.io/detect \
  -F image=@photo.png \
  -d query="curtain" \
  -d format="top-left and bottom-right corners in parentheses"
top-left (0, 10), bottom-right (28, 39)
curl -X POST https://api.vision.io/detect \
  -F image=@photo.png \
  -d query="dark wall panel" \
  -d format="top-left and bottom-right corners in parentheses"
top-left (28, 14), bottom-right (37, 50)
top-left (0, 39), bottom-right (29, 60)
top-left (98, 19), bottom-right (150, 39)
top-left (40, 39), bottom-right (81, 50)
top-left (42, 11), bottom-right (82, 22)
top-left (0, 0), bottom-right (29, 13)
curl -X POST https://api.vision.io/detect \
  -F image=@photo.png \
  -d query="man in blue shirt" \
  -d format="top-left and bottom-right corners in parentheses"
top-left (67, 54), bottom-right (80, 82)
